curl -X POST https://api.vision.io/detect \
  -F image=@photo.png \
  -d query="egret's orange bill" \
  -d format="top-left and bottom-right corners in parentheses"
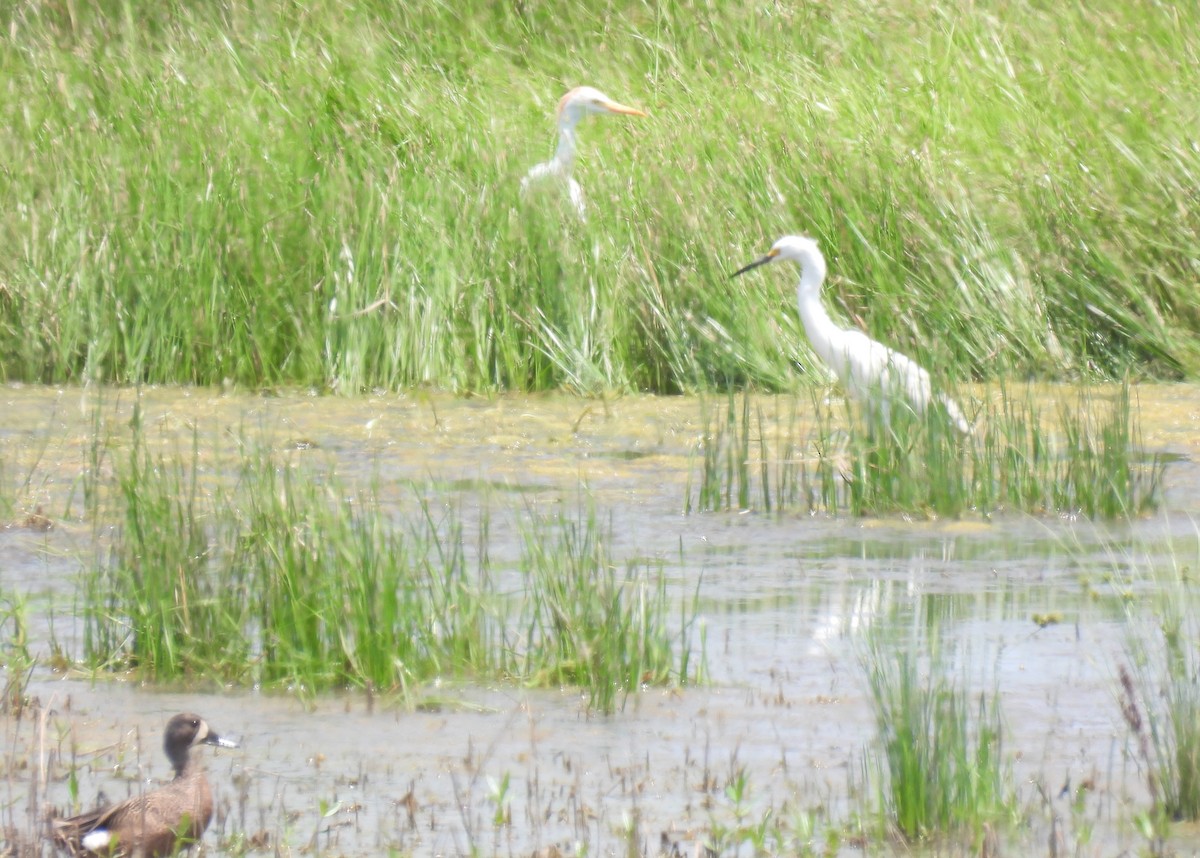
top-left (601, 99), bottom-right (647, 117)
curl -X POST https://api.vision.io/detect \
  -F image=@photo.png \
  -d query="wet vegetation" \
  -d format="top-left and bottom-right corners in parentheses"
top-left (518, 510), bottom-right (704, 710)
top-left (862, 636), bottom-right (1013, 842)
top-left (0, 460), bottom-right (9, 523)
top-left (1120, 570), bottom-right (1200, 833)
top-left (689, 383), bottom-right (1165, 518)
top-left (79, 407), bottom-right (700, 712)
top-left (0, 595), bottom-right (35, 715)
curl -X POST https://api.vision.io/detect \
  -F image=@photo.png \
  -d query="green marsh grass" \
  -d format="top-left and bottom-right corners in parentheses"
top-left (80, 421), bottom-right (701, 710)
top-left (0, 593), bottom-right (34, 714)
top-left (0, 456), bottom-right (9, 523)
top-left (1120, 576), bottom-right (1200, 826)
top-left (1, 2), bottom-right (1199, 391)
top-left (862, 639), bottom-right (1014, 843)
top-left (521, 508), bottom-right (703, 710)
top-left (690, 384), bottom-right (1165, 519)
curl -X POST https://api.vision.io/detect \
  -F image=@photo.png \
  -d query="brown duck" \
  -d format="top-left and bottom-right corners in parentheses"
top-left (51, 713), bottom-right (238, 857)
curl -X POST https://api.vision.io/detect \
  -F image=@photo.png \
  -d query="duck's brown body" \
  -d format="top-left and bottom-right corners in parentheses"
top-left (51, 713), bottom-right (235, 858)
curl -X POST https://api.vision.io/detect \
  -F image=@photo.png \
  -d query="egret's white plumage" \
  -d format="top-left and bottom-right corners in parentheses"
top-left (521, 86), bottom-right (646, 219)
top-left (734, 235), bottom-right (971, 434)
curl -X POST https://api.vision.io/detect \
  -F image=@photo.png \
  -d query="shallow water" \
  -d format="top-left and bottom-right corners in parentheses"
top-left (2, 383), bottom-right (1200, 856)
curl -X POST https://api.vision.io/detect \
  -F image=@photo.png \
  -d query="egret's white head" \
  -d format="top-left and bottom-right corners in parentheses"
top-left (556, 86), bottom-right (647, 128)
top-left (732, 235), bottom-right (826, 282)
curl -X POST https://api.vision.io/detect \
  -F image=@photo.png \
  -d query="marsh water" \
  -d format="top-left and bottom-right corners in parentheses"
top-left (3, 384), bottom-right (1200, 856)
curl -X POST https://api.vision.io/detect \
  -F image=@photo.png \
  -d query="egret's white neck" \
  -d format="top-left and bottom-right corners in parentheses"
top-left (792, 251), bottom-right (838, 362)
top-left (795, 250), bottom-right (826, 300)
top-left (796, 284), bottom-right (836, 346)
top-left (551, 124), bottom-right (578, 174)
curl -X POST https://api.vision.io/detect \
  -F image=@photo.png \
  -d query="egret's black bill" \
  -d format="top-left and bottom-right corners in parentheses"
top-left (731, 254), bottom-right (777, 278)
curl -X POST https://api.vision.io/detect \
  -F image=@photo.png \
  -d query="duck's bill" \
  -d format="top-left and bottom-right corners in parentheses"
top-left (731, 252), bottom-right (777, 278)
top-left (206, 733), bottom-right (241, 749)
top-left (602, 100), bottom-right (647, 117)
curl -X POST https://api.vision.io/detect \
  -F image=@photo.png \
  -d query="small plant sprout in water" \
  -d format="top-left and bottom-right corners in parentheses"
top-left (724, 766), bottom-right (751, 818)
top-left (703, 770), bottom-right (795, 856)
top-left (488, 772), bottom-right (512, 827)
